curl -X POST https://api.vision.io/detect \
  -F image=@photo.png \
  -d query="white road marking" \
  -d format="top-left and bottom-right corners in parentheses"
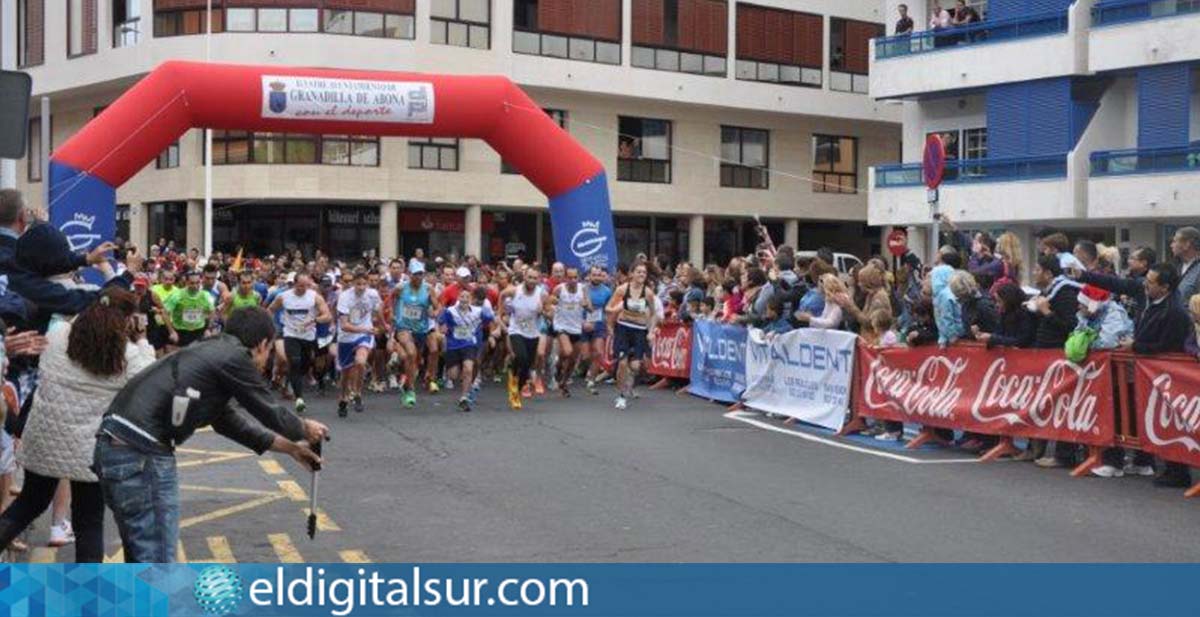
top-left (723, 412), bottom-right (980, 465)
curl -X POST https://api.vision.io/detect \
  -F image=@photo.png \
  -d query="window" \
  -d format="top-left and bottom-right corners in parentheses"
top-left (736, 4), bottom-right (822, 88)
top-left (720, 126), bottom-right (769, 189)
top-left (812, 135), bottom-right (857, 194)
top-left (631, 0), bottom-right (728, 77)
top-left (27, 117), bottom-right (46, 182)
top-left (409, 138), bottom-right (460, 171)
top-left (148, 202), bottom-right (187, 246)
top-left (226, 8), bottom-right (255, 31)
top-left (829, 18), bottom-right (882, 94)
top-left (113, 0), bottom-right (141, 47)
top-left (154, 9), bottom-right (223, 37)
top-left (512, 0), bottom-right (622, 65)
top-left (618, 117), bottom-right (672, 184)
top-left (209, 132), bottom-right (373, 166)
top-left (17, 0), bottom-right (44, 67)
top-left (157, 141), bottom-right (180, 169)
top-left (116, 204), bottom-right (131, 243)
top-left (503, 110), bottom-right (566, 173)
top-left (69, 0), bottom-right (97, 57)
top-left (431, 0), bottom-right (490, 49)
top-left (963, 128), bottom-right (988, 160)
top-left (323, 9), bottom-right (413, 39)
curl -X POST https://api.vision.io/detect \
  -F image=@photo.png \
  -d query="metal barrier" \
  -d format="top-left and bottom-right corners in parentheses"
top-left (874, 11), bottom-right (1069, 60)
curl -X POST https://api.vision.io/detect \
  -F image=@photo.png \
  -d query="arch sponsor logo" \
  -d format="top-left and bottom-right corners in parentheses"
top-left (261, 76), bottom-right (435, 124)
top-left (570, 221), bottom-right (607, 260)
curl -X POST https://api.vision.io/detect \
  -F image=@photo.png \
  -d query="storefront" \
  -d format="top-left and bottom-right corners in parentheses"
top-left (212, 203), bottom-right (380, 260)
top-left (399, 208), bottom-right (495, 260)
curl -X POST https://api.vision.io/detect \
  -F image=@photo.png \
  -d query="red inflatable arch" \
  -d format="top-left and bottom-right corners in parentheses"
top-left (49, 61), bottom-right (617, 269)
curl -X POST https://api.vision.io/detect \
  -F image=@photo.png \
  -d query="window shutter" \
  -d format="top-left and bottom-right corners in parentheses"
top-left (82, 0), bottom-right (97, 55)
top-left (1138, 64), bottom-right (1193, 149)
top-left (1026, 78), bottom-right (1072, 155)
top-left (987, 83), bottom-right (1029, 158)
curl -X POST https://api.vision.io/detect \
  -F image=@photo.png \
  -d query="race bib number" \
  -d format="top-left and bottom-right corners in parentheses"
top-left (402, 304), bottom-right (423, 321)
top-left (562, 301), bottom-right (579, 313)
top-left (453, 325), bottom-right (473, 341)
top-left (517, 317), bottom-right (535, 332)
top-left (183, 309), bottom-right (204, 324)
top-left (586, 309), bottom-right (602, 322)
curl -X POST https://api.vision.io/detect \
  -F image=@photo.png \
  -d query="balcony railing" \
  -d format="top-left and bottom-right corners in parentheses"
top-left (1093, 0), bottom-right (1200, 26)
top-left (1090, 145), bottom-right (1200, 176)
top-left (874, 155), bottom-right (1068, 187)
top-left (114, 17), bottom-right (141, 48)
top-left (874, 11), bottom-right (1069, 59)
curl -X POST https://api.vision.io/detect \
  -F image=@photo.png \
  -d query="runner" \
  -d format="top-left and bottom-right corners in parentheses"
top-left (582, 265), bottom-right (614, 395)
top-left (150, 269), bottom-right (180, 354)
top-left (549, 267), bottom-right (592, 398)
top-left (334, 269), bottom-right (383, 418)
top-left (267, 273), bottom-right (332, 415)
top-left (391, 262), bottom-right (439, 409)
top-left (499, 267), bottom-right (551, 410)
top-left (313, 275), bottom-right (338, 394)
top-left (606, 263), bottom-right (659, 410)
top-left (163, 270), bottom-right (215, 348)
top-left (222, 271), bottom-right (263, 317)
top-left (438, 286), bottom-right (494, 412)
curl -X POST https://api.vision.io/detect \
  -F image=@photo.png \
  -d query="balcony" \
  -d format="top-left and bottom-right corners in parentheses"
top-left (871, 8), bottom-right (1082, 99)
top-left (1090, 0), bottom-right (1200, 72)
top-left (869, 155), bottom-right (1077, 225)
top-left (1089, 145), bottom-right (1200, 218)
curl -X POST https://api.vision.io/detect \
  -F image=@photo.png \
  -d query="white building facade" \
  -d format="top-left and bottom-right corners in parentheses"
top-left (869, 0), bottom-right (1200, 268)
top-left (2, 0), bottom-right (902, 265)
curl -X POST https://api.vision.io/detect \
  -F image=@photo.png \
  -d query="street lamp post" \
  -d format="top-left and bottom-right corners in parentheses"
top-left (203, 0), bottom-right (214, 256)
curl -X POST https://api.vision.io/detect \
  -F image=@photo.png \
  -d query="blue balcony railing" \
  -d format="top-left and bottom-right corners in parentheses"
top-left (1091, 145), bottom-right (1200, 176)
top-left (1093, 0), bottom-right (1200, 26)
top-left (874, 11), bottom-right (1069, 59)
top-left (874, 155), bottom-right (1069, 187)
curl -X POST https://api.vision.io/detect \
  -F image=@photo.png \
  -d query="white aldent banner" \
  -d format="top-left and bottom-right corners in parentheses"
top-left (742, 328), bottom-right (858, 432)
top-left (261, 76), bottom-right (435, 124)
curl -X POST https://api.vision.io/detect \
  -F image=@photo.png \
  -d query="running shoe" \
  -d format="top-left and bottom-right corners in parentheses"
top-left (458, 397), bottom-right (472, 412)
top-left (295, 398), bottom-right (306, 415)
top-left (403, 390), bottom-right (417, 408)
top-left (507, 374), bottom-right (522, 410)
top-left (337, 400), bottom-right (349, 418)
top-left (387, 376), bottom-right (400, 390)
top-left (48, 520), bottom-right (75, 548)
top-left (585, 379), bottom-right (598, 395)
top-left (428, 380), bottom-right (441, 394)
top-left (443, 378), bottom-right (454, 391)
top-left (353, 394), bottom-right (364, 413)
top-left (614, 396), bottom-right (627, 410)
top-left (387, 353), bottom-right (401, 371)
top-left (521, 383), bottom-right (532, 399)
top-left (560, 382), bottom-right (571, 398)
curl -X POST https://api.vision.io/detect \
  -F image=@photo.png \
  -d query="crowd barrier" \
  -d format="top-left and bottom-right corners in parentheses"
top-left (638, 324), bottom-right (1200, 497)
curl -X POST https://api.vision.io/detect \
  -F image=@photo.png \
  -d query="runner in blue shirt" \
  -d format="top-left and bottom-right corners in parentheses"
top-left (583, 265), bottom-right (614, 394)
top-left (391, 262), bottom-right (439, 408)
top-left (438, 286), bottom-right (494, 412)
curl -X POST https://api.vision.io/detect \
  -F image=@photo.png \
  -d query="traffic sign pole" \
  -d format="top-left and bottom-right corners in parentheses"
top-left (923, 135), bottom-right (947, 266)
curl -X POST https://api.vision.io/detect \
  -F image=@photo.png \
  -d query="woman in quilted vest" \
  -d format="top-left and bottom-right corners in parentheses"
top-left (0, 288), bottom-right (154, 562)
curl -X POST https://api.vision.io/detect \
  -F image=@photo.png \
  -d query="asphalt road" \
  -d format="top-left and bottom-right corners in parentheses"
top-left (15, 384), bottom-right (1200, 563)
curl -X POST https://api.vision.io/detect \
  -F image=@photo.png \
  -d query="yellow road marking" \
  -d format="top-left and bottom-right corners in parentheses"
top-left (268, 533), bottom-right (303, 563)
top-left (181, 484), bottom-right (279, 497)
top-left (30, 547), bottom-right (57, 563)
top-left (177, 451), bottom-right (255, 468)
top-left (104, 548), bottom-right (124, 563)
top-left (196, 426), bottom-right (214, 433)
top-left (206, 536), bottom-right (236, 563)
top-left (277, 480), bottom-right (307, 502)
top-left (258, 459), bottom-right (285, 475)
top-left (180, 494), bottom-right (285, 529)
top-left (301, 508), bottom-right (341, 532)
top-left (339, 550), bottom-right (372, 563)
top-left (177, 541), bottom-right (188, 563)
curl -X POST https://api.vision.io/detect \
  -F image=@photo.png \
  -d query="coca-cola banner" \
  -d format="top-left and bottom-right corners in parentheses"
top-left (856, 344), bottom-right (1115, 447)
top-left (1134, 357), bottom-right (1200, 467)
top-left (742, 328), bottom-right (857, 431)
top-left (649, 322), bottom-right (691, 379)
top-left (689, 321), bottom-right (748, 403)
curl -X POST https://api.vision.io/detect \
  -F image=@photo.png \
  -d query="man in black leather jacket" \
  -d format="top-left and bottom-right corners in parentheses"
top-left (94, 307), bottom-right (328, 562)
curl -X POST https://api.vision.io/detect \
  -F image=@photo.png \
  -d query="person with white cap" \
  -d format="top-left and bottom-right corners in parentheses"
top-left (392, 261), bottom-right (439, 409)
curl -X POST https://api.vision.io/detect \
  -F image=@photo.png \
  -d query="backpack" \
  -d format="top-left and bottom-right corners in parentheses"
top-left (1064, 326), bottom-right (1099, 364)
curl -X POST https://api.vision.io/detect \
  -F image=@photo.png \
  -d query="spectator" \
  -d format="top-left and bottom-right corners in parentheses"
top-left (1170, 226), bottom-right (1200, 303)
top-left (951, 0), bottom-right (981, 26)
top-left (736, 267), bottom-right (769, 325)
top-left (993, 232), bottom-right (1023, 291)
top-left (966, 232), bottom-right (1002, 290)
top-left (795, 274), bottom-right (845, 330)
top-left (0, 288), bottom-right (155, 562)
top-left (1031, 254), bottom-right (1080, 350)
top-left (950, 270), bottom-right (998, 338)
top-left (755, 252), bottom-right (801, 318)
top-left (796, 259), bottom-right (835, 321)
top-left (976, 282), bottom-right (1035, 350)
top-left (895, 3), bottom-right (914, 34)
top-left (832, 265), bottom-right (892, 342)
top-left (761, 296), bottom-right (792, 336)
top-left (1040, 232), bottom-right (1085, 272)
top-left (929, 1), bottom-right (952, 47)
top-left (1073, 240), bottom-right (1102, 273)
top-left (930, 264), bottom-right (964, 347)
top-left (905, 277), bottom-right (939, 347)
top-left (871, 310), bottom-right (900, 347)
top-left (1127, 263), bottom-right (1193, 487)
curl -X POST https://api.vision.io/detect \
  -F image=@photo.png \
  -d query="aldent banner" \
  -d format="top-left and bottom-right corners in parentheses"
top-left (1135, 357), bottom-right (1200, 467)
top-left (855, 344), bottom-right (1115, 447)
top-left (742, 328), bottom-right (857, 431)
top-left (688, 321), bottom-right (747, 403)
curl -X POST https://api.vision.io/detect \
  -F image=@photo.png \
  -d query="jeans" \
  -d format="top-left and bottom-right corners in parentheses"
top-left (94, 435), bottom-right (180, 563)
top-left (0, 470), bottom-right (105, 562)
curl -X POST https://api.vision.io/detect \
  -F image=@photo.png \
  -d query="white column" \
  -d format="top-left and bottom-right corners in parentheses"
top-left (464, 204), bottom-right (482, 259)
top-left (129, 202), bottom-right (149, 252)
top-left (186, 199), bottom-right (204, 253)
top-left (784, 219), bottom-right (799, 249)
top-left (689, 215), bottom-right (704, 267)
top-left (0, 0), bottom-right (15, 190)
top-left (906, 225), bottom-right (927, 264)
top-left (535, 211), bottom-right (544, 264)
top-left (379, 201), bottom-right (398, 259)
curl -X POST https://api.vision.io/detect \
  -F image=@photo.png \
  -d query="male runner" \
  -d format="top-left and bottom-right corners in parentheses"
top-left (439, 286), bottom-right (494, 411)
top-left (268, 274), bottom-right (332, 414)
top-left (391, 262), bottom-right (439, 408)
top-left (335, 270), bottom-right (382, 417)
top-left (549, 267), bottom-right (592, 397)
top-left (583, 265), bottom-right (614, 394)
top-left (163, 271), bottom-right (214, 348)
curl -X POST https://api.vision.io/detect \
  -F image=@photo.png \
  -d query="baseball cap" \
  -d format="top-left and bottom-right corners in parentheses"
top-left (456, 266), bottom-right (471, 279)
top-left (410, 261), bottom-right (426, 275)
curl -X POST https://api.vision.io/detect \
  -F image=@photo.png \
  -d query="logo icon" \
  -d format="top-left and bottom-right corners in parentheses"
top-left (407, 87), bottom-right (429, 118)
top-left (193, 565), bottom-right (244, 616)
top-left (570, 221), bottom-right (607, 259)
top-left (268, 80), bottom-right (288, 114)
top-left (60, 213), bottom-right (100, 253)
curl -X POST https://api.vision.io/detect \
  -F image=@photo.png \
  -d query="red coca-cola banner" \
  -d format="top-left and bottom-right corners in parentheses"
top-left (1134, 357), bottom-right (1200, 467)
top-left (649, 321), bottom-right (692, 379)
top-left (855, 343), bottom-right (1115, 447)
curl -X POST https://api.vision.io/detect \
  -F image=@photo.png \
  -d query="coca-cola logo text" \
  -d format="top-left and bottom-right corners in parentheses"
top-left (1144, 373), bottom-right (1200, 453)
top-left (970, 358), bottom-right (1103, 434)
top-left (651, 325), bottom-right (690, 370)
top-left (862, 356), bottom-right (967, 419)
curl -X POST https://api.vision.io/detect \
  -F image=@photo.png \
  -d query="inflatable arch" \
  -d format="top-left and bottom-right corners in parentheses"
top-left (49, 61), bottom-right (617, 270)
